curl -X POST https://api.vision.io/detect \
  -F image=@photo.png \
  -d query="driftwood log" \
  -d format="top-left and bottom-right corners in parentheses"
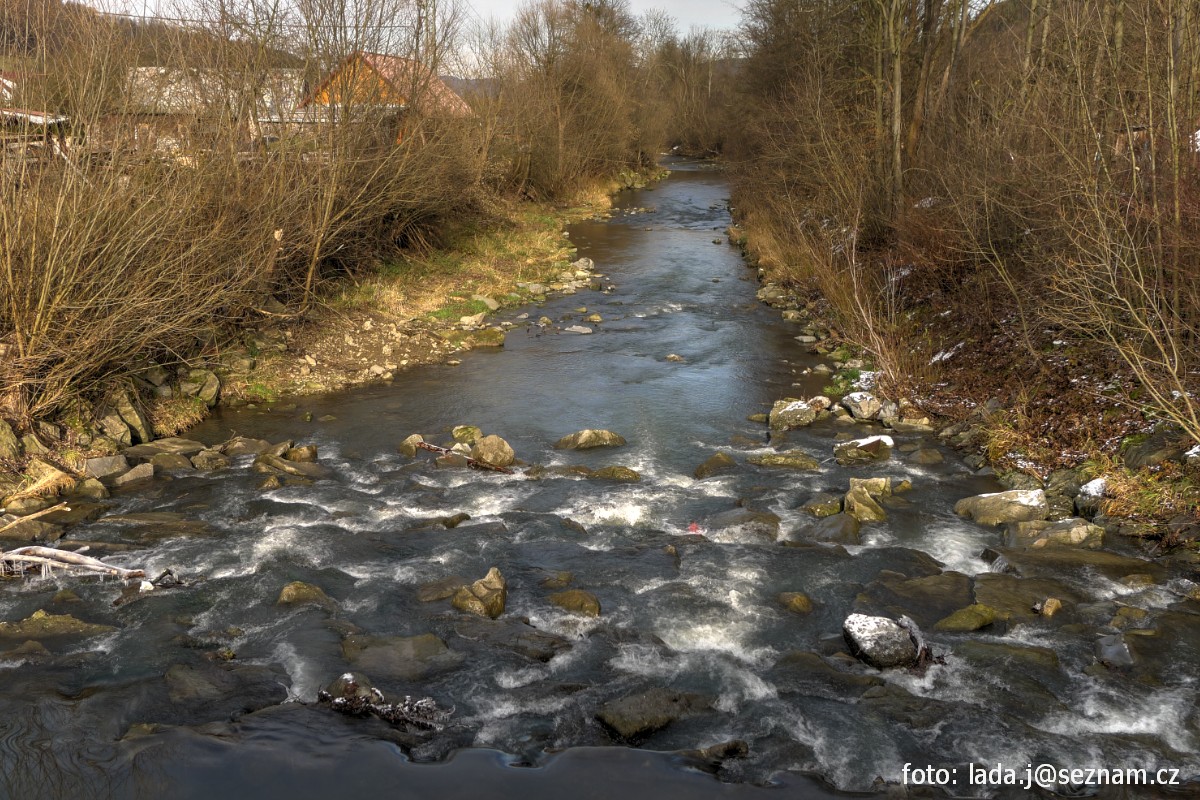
top-left (415, 441), bottom-right (513, 474)
top-left (1, 545), bottom-right (145, 580)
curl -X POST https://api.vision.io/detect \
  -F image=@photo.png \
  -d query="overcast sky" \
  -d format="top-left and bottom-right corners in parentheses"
top-left (463, 0), bottom-right (743, 33)
top-left (91, 0), bottom-right (744, 36)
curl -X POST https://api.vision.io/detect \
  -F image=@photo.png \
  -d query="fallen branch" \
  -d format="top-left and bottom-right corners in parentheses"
top-left (415, 441), bottom-right (513, 474)
top-left (1, 545), bottom-right (145, 580)
top-left (0, 502), bottom-right (69, 536)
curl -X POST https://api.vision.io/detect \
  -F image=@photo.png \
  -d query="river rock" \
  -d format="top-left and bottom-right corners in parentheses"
top-left (0, 609), bottom-right (115, 639)
top-left (796, 513), bottom-right (862, 545)
top-left (471, 435), bottom-right (516, 468)
top-left (934, 604), bottom-right (1000, 632)
top-left (597, 687), bottom-right (710, 740)
top-left (748, 451), bottom-right (819, 470)
top-left (97, 408), bottom-right (132, 446)
top-left (844, 485), bottom-right (887, 522)
top-left (452, 425), bottom-right (482, 445)
top-left (0, 515), bottom-right (63, 543)
top-left (418, 575), bottom-right (469, 602)
top-left (398, 434), bottom-right (425, 457)
top-left (284, 445), bottom-right (318, 462)
top-left (0, 419), bottom-right (21, 462)
top-left (71, 478), bottom-right (109, 500)
top-left (842, 614), bottom-right (918, 669)
top-left (778, 592), bottom-right (813, 614)
top-left (253, 453), bottom-right (331, 479)
top-left (124, 437), bottom-right (206, 461)
top-left (1074, 477), bottom-right (1107, 518)
top-left (222, 436), bottom-right (271, 456)
top-left (801, 493), bottom-right (843, 518)
top-left (539, 571), bottom-right (573, 590)
top-left (767, 651), bottom-right (885, 697)
top-left (113, 390), bottom-right (154, 444)
top-left (909, 448), bottom-right (944, 465)
top-left (1095, 633), bottom-right (1135, 668)
top-left (84, 455), bottom-right (129, 482)
top-left (1122, 429), bottom-right (1189, 470)
top-left (1011, 517), bottom-right (1104, 549)
top-left (954, 489), bottom-right (1048, 526)
top-left (704, 508), bottom-right (780, 543)
top-left (549, 589), bottom-right (601, 617)
top-left (191, 449), bottom-right (231, 471)
top-left (453, 617), bottom-right (571, 662)
top-left (694, 452), bottom-right (737, 479)
top-left (151, 452), bottom-right (194, 471)
top-left (991, 546), bottom-right (1164, 582)
top-left (591, 466), bottom-right (641, 482)
top-left (768, 399), bottom-right (817, 431)
top-left (180, 369), bottom-right (221, 407)
top-left (452, 567), bottom-right (507, 618)
top-left (554, 429), bottom-right (627, 450)
top-left (4, 495), bottom-right (51, 515)
top-left (841, 392), bottom-right (883, 420)
top-left (972, 573), bottom-right (1083, 621)
top-left (110, 463), bottom-right (155, 488)
top-left (342, 633), bottom-right (464, 680)
top-left (23, 458), bottom-right (77, 497)
top-left (834, 435), bottom-right (893, 465)
top-left (321, 671), bottom-right (376, 703)
top-left (860, 571), bottom-right (974, 628)
top-left (277, 581), bottom-right (334, 608)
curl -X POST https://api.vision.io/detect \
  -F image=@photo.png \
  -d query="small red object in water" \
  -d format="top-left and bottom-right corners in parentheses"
top-left (688, 522), bottom-right (701, 534)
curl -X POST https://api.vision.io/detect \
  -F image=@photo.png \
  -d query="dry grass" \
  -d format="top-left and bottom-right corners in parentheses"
top-left (147, 396), bottom-right (211, 437)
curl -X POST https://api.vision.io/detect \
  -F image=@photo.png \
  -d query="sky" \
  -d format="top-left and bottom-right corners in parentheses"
top-left (463, 0), bottom-right (744, 33)
top-left (89, 0), bottom-right (744, 37)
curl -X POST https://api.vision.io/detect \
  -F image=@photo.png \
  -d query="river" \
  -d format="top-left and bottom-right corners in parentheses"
top-left (2, 160), bottom-right (1197, 799)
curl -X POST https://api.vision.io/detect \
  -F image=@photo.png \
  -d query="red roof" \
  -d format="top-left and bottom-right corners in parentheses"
top-left (299, 52), bottom-right (471, 117)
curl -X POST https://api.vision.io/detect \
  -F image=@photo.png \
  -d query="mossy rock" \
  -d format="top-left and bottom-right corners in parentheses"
top-left (276, 581), bottom-right (334, 608)
top-left (778, 592), bottom-right (814, 614)
top-left (549, 589), bottom-right (601, 617)
top-left (934, 604), bottom-right (1000, 632)
top-left (591, 466), bottom-right (641, 482)
top-left (0, 609), bottom-right (116, 639)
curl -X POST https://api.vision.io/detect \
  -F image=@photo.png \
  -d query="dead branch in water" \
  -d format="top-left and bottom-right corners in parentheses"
top-left (1, 545), bottom-right (145, 580)
top-left (415, 441), bottom-right (514, 474)
top-left (0, 503), bottom-right (69, 536)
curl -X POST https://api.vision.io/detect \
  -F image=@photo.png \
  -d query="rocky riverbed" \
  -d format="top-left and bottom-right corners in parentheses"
top-left (1, 160), bottom-right (1197, 799)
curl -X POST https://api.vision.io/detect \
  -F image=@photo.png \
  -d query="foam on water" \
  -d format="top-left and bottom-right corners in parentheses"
top-left (1036, 680), bottom-right (1199, 753)
top-left (272, 641), bottom-right (316, 702)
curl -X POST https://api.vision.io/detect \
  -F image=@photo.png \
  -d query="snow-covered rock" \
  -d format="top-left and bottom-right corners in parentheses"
top-left (842, 614), bottom-right (918, 669)
top-left (954, 489), bottom-right (1049, 526)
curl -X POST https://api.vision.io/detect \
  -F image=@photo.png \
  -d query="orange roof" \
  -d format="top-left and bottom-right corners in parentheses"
top-left (299, 52), bottom-right (471, 117)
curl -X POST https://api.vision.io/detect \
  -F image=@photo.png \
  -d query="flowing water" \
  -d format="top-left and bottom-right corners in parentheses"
top-left (3, 161), bottom-right (1199, 799)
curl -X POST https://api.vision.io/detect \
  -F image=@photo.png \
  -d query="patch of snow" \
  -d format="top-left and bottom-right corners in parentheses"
top-left (850, 372), bottom-right (878, 390)
top-left (930, 342), bottom-right (964, 364)
top-left (1079, 478), bottom-right (1107, 497)
top-left (848, 435), bottom-right (895, 448)
top-left (1186, 444), bottom-right (1200, 459)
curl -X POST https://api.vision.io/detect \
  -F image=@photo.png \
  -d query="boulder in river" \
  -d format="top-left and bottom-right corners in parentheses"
top-left (397, 434), bottom-right (425, 458)
top-left (597, 687), bottom-right (710, 740)
top-left (834, 435), bottom-right (893, 466)
top-left (84, 455), bottom-right (130, 483)
top-left (554, 429), bottom-right (627, 450)
top-left (954, 489), bottom-right (1048, 526)
top-left (694, 451), bottom-right (737, 479)
top-left (452, 425), bottom-right (482, 445)
top-left (342, 632), bottom-right (464, 680)
top-left (747, 451), bottom-right (819, 470)
top-left (933, 604), bottom-right (1000, 632)
top-left (778, 592), bottom-right (813, 614)
top-left (704, 508), bottom-right (780, 543)
top-left (590, 465), bottom-right (641, 482)
top-left (452, 567), bottom-right (507, 618)
top-left (470, 435), bottom-right (516, 468)
top-left (842, 613), bottom-right (919, 669)
top-left (843, 485), bottom-right (887, 522)
top-left (801, 492), bottom-right (843, 518)
top-left (277, 581), bottom-right (334, 608)
top-left (768, 399), bottom-right (817, 431)
top-left (191, 448), bottom-right (231, 471)
top-left (0, 609), bottom-right (115, 639)
top-left (549, 589), bottom-right (601, 617)
top-left (284, 445), bottom-right (318, 463)
top-left (841, 392), bottom-right (883, 421)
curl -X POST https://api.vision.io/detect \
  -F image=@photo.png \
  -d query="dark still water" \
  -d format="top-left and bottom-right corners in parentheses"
top-left (2, 161), bottom-right (1197, 799)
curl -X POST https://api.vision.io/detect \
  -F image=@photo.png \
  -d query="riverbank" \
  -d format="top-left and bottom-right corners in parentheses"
top-left (729, 217), bottom-right (1200, 552)
top-left (0, 170), bottom-right (664, 518)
